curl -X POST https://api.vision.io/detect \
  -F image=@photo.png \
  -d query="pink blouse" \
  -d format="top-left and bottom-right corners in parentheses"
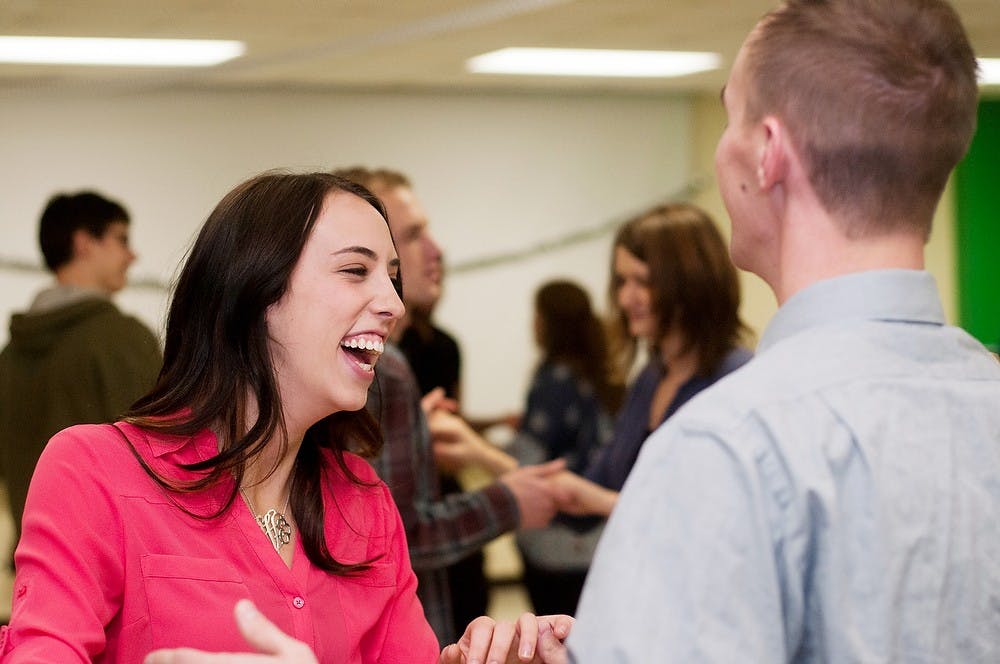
top-left (0, 422), bottom-right (439, 663)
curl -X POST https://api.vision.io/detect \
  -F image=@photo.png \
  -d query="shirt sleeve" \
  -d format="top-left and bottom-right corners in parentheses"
top-left (367, 348), bottom-right (519, 571)
top-left (403, 481), bottom-right (519, 570)
top-left (567, 422), bottom-right (789, 662)
top-left (0, 427), bottom-right (125, 662)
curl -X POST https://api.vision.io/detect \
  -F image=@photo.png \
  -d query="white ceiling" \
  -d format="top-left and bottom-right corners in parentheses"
top-left (2, 0), bottom-right (999, 95)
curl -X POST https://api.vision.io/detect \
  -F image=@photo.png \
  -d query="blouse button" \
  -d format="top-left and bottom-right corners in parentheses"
top-left (292, 596), bottom-right (305, 609)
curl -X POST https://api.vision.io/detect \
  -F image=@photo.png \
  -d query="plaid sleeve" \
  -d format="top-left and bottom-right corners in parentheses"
top-left (367, 346), bottom-right (519, 571)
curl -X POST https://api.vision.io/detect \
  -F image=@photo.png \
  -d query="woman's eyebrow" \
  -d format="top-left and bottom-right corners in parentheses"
top-left (332, 246), bottom-right (376, 259)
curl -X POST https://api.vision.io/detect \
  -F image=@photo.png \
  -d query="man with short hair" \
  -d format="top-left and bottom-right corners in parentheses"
top-left (558, 0), bottom-right (999, 661)
top-left (333, 167), bottom-right (561, 646)
top-left (449, 0), bottom-right (1000, 661)
top-left (0, 191), bottom-right (162, 543)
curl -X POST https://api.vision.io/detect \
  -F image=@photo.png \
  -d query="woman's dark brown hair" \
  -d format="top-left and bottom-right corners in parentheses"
top-left (535, 280), bottom-right (623, 414)
top-left (124, 171), bottom-right (390, 575)
top-left (608, 202), bottom-right (750, 380)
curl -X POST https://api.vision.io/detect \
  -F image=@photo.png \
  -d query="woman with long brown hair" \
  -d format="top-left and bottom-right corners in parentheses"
top-left (0, 172), bottom-right (438, 662)
top-left (557, 202), bottom-right (753, 516)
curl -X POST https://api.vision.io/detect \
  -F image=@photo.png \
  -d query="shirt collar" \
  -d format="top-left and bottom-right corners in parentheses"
top-left (758, 269), bottom-right (945, 353)
top-left (117, 420), bottom-right (219, 459)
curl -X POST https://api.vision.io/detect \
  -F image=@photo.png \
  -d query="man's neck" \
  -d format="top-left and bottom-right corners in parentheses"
top-left (777, 239), bottom-right (925, 304)
top-left (771, 201), bottom-right (926, 305)
top-left (55, 264), bottom-right (111, 295)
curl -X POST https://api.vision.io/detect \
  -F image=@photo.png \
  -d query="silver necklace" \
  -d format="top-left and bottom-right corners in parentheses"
top-left (240, 488), bottom-right (292, 552)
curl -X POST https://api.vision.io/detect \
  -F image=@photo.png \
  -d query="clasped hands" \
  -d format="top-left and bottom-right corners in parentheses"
top-left (439, 613), bottom-right (574, 664)
top-left (145, 601), bottom-right (574, 664)
top-left (425, 403), bottom-right (617, 520)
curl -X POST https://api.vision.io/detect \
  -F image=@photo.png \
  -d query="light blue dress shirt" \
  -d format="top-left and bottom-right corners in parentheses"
top-left (569, 270), bottom-right (1000, 663)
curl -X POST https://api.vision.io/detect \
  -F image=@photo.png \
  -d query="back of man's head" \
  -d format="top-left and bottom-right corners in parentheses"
top-left (332, 167), bottom-right (411, 197)
top-left (39, 191), bottom-right (130, 271)
top-left (743, 0), bottom-right (978, 238)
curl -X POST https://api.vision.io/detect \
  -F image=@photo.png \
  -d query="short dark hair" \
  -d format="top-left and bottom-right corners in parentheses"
top-left (38, 191), bottom-right (130, 271)
top-left (744, 0), bottom-right (978, 237)
top-left (126, 171), bottom-right (390, 575)
top-left (610, 203), bottom-right (749, 378)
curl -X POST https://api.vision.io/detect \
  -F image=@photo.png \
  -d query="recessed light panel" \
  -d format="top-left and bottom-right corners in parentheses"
top-left (0, 36), bottom-right (245, 67)
top-left (467, 47), bottom-right (720, 78)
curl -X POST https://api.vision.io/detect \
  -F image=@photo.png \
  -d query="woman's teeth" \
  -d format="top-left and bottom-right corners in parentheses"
top-left (341, 337), bottom-right (385, 353)
top-left (340, 337), bottom-right (385, 373)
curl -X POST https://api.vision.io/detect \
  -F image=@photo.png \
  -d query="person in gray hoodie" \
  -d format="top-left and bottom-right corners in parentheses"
top-left (0, 191), bottom-right (161, 545)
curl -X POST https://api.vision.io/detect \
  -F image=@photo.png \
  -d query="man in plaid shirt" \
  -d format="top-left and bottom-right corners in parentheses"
top-left (367, 345), bottom-right (558, 644)
top-left (339, 167), bottom-right (562, 645)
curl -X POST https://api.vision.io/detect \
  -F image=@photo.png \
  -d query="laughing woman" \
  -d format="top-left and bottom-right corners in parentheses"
top-left (0, 172), bottom-right (438, 662)
top-left (552, 202), bottom-right (754, 517)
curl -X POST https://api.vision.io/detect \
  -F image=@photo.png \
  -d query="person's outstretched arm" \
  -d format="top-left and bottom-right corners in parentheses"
top-left (549, 470), bottom-right (619, 517)
top-left (367, 348), bottom-right (528, 570)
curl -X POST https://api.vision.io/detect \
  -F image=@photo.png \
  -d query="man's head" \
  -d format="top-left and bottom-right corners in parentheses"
top-left (333, 167), bottom-right (443, 314)
top-left (38, 191), bottom-right (135, 294)
top-left (717, 0), bottom-right (978, 258)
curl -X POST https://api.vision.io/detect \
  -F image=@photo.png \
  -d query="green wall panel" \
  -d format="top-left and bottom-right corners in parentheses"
top-left (956, 99), bottom-right (1000, 349)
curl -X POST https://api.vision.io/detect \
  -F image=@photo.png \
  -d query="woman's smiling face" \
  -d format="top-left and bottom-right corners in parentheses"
top-left (266, 190), bottom-right (404, 428)
top-left (613, 245), bottom-right (657, 342)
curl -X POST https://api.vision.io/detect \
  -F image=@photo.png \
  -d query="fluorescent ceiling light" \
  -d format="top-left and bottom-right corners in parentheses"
top-left (0, 36), bottom-right (245, 67)
top-left (979, 58), bottom-right (1000, 85)
top-left (467, 47), bottom-right (720, 78)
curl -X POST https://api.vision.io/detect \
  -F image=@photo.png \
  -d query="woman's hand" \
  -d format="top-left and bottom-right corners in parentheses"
top-left (421, 387), bottom-right (459, 418)
top-left (144, 600), bottom-right (318, 664)
top-left (439, 613), bottom-right (573, 664)
top-left (428, 409), bottom-right (519, 475)
top-left (549, 470), bottom-right (618, 517)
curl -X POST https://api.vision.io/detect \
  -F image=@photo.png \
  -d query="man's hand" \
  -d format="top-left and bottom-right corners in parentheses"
top-left (499, 459), bottom-right (566, 530)
top-left (439, 613), bottom-right (573, 664)
top-left (144, 600), bottom-right (318, 664)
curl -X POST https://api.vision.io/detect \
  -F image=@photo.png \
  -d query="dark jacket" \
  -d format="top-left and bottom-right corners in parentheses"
top-left (0, 297), bottom-right (161, 539)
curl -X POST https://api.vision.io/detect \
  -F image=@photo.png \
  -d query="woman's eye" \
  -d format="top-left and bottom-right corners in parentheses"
top-left (342, 267), bottom-right (368, 277)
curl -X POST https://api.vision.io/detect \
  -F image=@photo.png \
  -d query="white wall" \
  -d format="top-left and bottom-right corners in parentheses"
top-left (0, 87), bottom-right (691, 416)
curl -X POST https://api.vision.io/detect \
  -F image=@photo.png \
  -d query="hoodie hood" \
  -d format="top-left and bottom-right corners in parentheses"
top-left (7, 298), bottom-right (119, 355)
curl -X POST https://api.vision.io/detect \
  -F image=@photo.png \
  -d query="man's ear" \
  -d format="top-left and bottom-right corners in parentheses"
top-left (70, 228), bottom-right (96, 261)
top-left (757, 115), bottom-right (790, 191)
